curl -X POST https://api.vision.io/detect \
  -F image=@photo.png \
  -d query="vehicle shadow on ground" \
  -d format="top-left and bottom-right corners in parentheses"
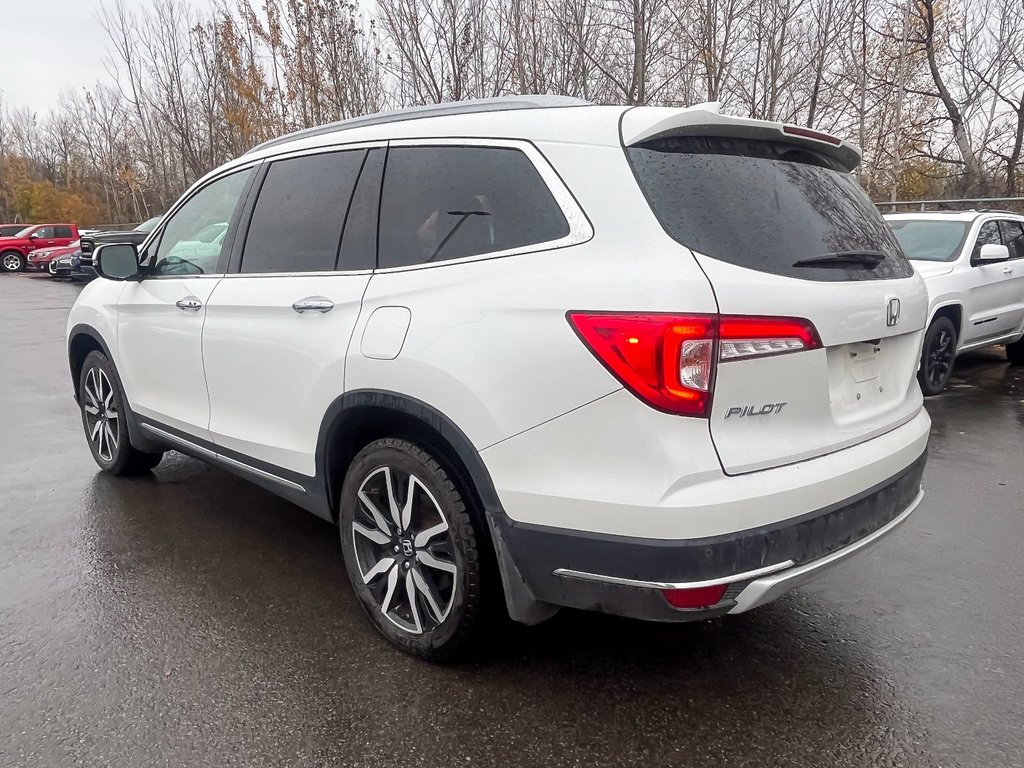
top-left (76, 454), bottom-right (926, 766)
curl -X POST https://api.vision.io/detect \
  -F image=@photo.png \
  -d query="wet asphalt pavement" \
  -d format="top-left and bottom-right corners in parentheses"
top-left (1, 274), bottom-right (1023, 768)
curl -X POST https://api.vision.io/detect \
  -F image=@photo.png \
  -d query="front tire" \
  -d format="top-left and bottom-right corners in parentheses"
top-left (918, 316), bottom-right (957, 396)
top-left (339, 438), bottom-right (484, 661)
top-left (1, 251), bottom-right (24, 272)
top-left (79, 351), bottom-right (164, 475)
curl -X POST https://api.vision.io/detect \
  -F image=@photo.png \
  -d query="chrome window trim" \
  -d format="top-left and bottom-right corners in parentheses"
top-left (373, 137), bottom-right (594, 274)
top-left (140, 423), bottom-right (306, 494)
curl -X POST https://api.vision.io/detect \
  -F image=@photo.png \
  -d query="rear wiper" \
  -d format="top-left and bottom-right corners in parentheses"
top-left (793, 250), bottom-right (886, 268)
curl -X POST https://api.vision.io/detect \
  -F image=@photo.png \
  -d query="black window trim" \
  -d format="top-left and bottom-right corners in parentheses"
top-left (996, 218), bottom-right (1024, 260)
top-left (371, 137), bottom-right (593, 274)
top-left (969, 218), bottom-right (1006, 267)
top-left (225, 141), bottom-right (388, 277)
top-left (139, 161), bottom-right (262, 281)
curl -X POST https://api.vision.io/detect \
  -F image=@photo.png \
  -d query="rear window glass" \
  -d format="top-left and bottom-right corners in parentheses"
top-left (887, 220), bottom-right (968, 262)
top-left (628, 137), bottom-right (913, 281)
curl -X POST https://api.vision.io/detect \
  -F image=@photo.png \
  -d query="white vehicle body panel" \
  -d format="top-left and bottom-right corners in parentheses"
top-left (886, 211), bottom-right (1024, 355)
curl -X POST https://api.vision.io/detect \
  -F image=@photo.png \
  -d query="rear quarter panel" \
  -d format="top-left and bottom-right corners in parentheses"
top-left (344, 142), bottom-right (719, 450)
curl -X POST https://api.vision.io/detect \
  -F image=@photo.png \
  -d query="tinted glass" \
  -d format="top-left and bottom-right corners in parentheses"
top-left (54, 225), bottom-right (74, 238)
top-left (378, 146), bottom-right (569, 268)
top-left (0, 225), bottom-right (24, 237)
top-left (338, 148), bottom-right (384, 271)
top-left (998, 220), bottom-right (1024, 260)
top-left (888, 220), bottom-right (968, 262)
top-left (34, 226), bottom-right (54, 238)
top-left (242, 149), bottom-right (365, 274)
top-left (628, 137), bottom-right (913, 281)
top-left (152, 168), bottom-right (252, 276)
top-left (972, 221), bottom-right (1002, 263)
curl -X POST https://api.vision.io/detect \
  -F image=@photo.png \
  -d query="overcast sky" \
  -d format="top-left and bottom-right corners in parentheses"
top-left (0, 0), bottom-right (210, 114)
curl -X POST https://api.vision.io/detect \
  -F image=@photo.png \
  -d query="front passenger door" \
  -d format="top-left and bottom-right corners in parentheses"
top-left (117, 167), bottom-right (255, 440)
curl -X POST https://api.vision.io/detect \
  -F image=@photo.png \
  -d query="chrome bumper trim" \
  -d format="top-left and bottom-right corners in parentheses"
top-left (553, 559), bottom-right (796, 592)
top-left (728, 487), bottom-right (923, 614)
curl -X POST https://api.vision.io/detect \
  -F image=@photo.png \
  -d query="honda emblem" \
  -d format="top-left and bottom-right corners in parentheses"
top-left (886, 298), bottom-right (901, 327)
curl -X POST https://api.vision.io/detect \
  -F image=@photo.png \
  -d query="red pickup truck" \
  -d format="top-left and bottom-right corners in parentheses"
top-left (0, 224), bottom-right (79, 272)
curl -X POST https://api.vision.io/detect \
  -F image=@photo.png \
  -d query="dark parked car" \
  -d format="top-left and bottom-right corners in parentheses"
top-left (73, 215), bottom-right (162, 281)
top-left (0, 224), bottom-right (27, 238)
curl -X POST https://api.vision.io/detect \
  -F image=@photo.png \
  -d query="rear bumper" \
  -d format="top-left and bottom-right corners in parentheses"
top-left (493, 447), bottom-right (926, 622)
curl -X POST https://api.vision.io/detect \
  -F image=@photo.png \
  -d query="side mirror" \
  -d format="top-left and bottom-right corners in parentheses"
top-left (94, 243), bottom-right (141, 281)
top-left (28, 232), bottom-right (40, 240)
top-left (977, 243), bottom-right (1010, 263)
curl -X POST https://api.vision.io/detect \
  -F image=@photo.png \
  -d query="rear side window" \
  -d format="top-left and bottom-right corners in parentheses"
top-left (628, 137), bottom-right (913, 281)
top-left (241, 149), bottom-right (366, 274)
top-left (378, 146), bottom-right (569, 269)
top-left (54, 225), bottom-right (74, 238)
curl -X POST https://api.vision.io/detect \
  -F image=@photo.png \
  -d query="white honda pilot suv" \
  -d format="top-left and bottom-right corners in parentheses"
top-left (67, 96), bottom-right (931, 660)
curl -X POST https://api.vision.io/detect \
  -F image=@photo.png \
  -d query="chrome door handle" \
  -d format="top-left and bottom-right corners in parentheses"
top-left (175, 297), bottom-right (203, 311)
top-left (292, 296), bottom-right (334, 314)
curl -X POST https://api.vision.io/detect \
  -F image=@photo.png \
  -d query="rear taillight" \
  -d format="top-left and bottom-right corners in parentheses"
top-left (568, 312), bottom-right (820, 417)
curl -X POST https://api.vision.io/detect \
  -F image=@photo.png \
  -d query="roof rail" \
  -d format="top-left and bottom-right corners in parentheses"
top-left (247, 95), bottom-right (592, 155)
top-left (977, 209), bottom-right (1021, 215)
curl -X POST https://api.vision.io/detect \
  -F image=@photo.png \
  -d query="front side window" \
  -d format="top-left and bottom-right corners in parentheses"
top-left (887, 220), bottom-right (968, 262)
top-left (151, 168), bottom-right (253, 276)
top-left (378, 145), bottom-right (569, 269)
top-left (240, 149), bottom-right (366, 274)
top-left (971, 221), bottom-right (1002, 264)
top-left (998, 220), bottom-right (1024, 260)
top-left (33, 226), bottom-right (54, 239)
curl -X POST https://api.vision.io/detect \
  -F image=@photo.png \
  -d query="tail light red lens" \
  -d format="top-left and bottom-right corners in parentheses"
top-left (568, 313), bottom-right (716, 416)
top-left (662, 584), bottom-right (728, 609)
top-left (568, 312), bottom-right (820, 417)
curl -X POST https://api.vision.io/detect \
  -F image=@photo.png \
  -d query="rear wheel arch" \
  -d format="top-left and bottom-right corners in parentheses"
top-left (317, 390), bottom-right (553, 626)
top-left (317, 390), bottom-right (502, 524)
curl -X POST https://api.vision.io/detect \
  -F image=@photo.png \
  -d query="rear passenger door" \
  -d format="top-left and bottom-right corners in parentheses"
top-left (53, 225), bottom-right (75, 246)
top-left (202, 146), bottom-right (383, 478)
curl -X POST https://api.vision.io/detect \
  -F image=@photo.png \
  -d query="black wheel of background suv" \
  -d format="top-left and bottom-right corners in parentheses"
top-left (339, 438), bottom-right (485, 662)
top-left (1, 250), bottom-right (24, 272)
top-left (79, 351), bottom-right (164, 475)
top-left (1006, 338), bottom-right (1024, 365)
top-left (918, 316), bottom-right (957, 396)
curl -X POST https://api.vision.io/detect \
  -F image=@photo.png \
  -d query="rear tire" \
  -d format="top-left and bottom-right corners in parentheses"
top-left (918, 316), bottom-right (957, 396)
top-left (1007, 338), bottom-right (1024, 365)
top-left (79, 351), bottom-right (165, 475)
top-left (1, 250), bottom-right (24, 272)
top-left (339, 438), bottom-right (484, 662)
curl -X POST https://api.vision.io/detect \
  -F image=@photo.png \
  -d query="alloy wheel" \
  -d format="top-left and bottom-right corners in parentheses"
top-left (351, 466), bottom-right (458, 635)
top-left (2, 253), bottom-right (21, 271)
top-left (926, 327), bottom-right (954, 389)
top-left (82, 367), bottom-right (119, 462)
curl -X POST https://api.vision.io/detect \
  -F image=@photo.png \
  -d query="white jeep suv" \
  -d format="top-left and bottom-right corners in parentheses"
top-left (67, 97), bottom-right (931, 660)
top-left (885, 211), bottom-right (1024, 394)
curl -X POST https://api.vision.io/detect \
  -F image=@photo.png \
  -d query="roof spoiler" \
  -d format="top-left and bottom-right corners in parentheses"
top-left (621, 104), bottom-right (862, 172)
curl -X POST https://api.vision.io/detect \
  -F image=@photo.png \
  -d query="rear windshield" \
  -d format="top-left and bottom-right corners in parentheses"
top-left (627, 137), bottom-right (913, 281)
top-left (887, 219), bottom-right (968, 262)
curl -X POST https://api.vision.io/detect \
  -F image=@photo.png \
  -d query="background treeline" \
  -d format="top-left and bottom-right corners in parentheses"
top-left (1, 0), bottom-right (1022, 225)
